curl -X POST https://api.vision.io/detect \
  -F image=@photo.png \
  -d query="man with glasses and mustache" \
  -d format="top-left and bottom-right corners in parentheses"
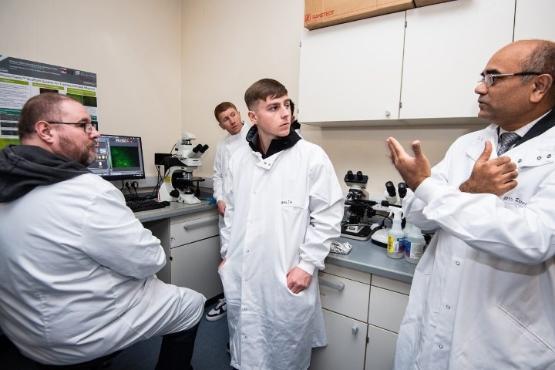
top-left (387, 39), bottom-right (555, 369)
top-left (0, 93), bottom-right (205, 370)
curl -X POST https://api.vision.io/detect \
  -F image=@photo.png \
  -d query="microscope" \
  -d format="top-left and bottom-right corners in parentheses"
top-left (158, 133), bottom-right (209, 204)
top-left (341, 170), bottom-right (376, 240)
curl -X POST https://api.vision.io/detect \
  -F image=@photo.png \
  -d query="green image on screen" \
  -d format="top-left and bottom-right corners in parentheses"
top-left (110, 146), bottom-right (140, 169)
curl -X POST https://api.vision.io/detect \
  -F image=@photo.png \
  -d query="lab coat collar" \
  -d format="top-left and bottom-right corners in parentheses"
top-left (246, 125), bottom-right (301, 159)
top-left (466, 109), bottom-right (555, 161)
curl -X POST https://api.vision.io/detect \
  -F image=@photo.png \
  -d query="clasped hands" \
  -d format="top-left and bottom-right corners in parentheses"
top-left (386, 137), bottom-right (518, 196)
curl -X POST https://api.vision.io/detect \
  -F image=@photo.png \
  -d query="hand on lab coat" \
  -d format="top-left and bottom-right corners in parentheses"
top-left (387, 137), bottom-right (431, 191)
top-left (286, 267), bottom-right (312, 294)
top-left (459, 141), bottom-right (518, 196)
top-left (217, 200), bottom-right (226, 216)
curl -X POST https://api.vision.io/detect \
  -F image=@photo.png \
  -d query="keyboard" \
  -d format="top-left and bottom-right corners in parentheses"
top-left (126, 199), bottom-right (170, 212)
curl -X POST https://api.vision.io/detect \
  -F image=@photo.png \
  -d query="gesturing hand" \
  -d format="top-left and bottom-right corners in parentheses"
top-left (459, 141), bottom-right (518, 196)
top-left (286, 267), bottom-right (312, 294)
top-left (386, 137), bottom-right (431, 191)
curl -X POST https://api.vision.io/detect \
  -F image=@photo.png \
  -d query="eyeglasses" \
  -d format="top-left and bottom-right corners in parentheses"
top-left (46, 120), bottom-right (98, 133)
top-left (478, 71), bottom-right (542, 87)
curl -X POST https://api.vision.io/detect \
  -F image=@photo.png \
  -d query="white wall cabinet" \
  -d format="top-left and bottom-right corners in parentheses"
top-left (169, 210), bottom-right (223, 299)
top-left (514, 0), bottom-right (555, 41)
top-left (298, 0), bottom-right (551, 125)
top-left (311, 265), bottom-right (411, 370)
top-left (400, 0), bottom-right (515, 120)
top-left (299, 12), bottom-right (406, 124)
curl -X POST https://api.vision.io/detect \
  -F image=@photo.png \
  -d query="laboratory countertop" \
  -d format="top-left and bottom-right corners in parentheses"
top-left (134, 201), bottom-right (216, 223)
top-left (135, 202), bottom-right (416, 283)
top-left (326, 238), bottom-right (416, 283)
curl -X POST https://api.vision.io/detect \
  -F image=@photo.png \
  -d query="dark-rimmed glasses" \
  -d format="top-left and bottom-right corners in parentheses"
top-left (478, 71), bottom-right (542, 87)
top-left (46, 120), bottom-right (98, 133)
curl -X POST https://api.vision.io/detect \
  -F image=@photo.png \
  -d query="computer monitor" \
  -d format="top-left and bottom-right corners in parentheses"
top-left (88, 134), bottom-right (145, 181)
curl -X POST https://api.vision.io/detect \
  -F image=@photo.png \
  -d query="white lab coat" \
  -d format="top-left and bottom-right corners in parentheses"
top-left (220, 139), bottom-right (344, 370)
top-left (395, 123), bottom-right (555, 369)
top-left (213, 123), bottom-right (250, 203)
top-left (0, 174), bottom-right (205, 365)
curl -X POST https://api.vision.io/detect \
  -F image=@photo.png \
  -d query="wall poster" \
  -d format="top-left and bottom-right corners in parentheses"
top-left (0, 55), bottom-right (98, 149)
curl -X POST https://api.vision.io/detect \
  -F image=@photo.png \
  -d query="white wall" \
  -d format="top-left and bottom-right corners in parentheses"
top-left (0, 0), bottom-right (476, 194)
top-left (181, 0), bottom-right (472, 194)
top-left (0, 0), bottom-right (183, 178)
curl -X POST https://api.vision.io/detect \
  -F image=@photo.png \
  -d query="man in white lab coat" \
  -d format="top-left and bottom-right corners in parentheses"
top-left (387, 40), bottom-right (555, 369)
top-left (0, 93), bottom-right (205, 369)
top-left (207, 102), bottom-right (249, 322)
top-left (219, 78), bottom-right (344, 370)
top-left (213, 101), bottom-right (250, 217)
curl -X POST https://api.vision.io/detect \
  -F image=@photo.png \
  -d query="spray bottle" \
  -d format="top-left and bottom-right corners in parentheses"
top-left (404, 223), bottom-right (425, 264)
top-left (387, 208), bottom-right (404, 259)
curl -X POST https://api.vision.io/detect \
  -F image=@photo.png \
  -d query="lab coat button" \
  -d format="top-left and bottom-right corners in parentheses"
top-left (445, 304), bottom-right (451, 310)
top-left (438, 344), bottom-right (444, 350)
top-left (517, 158), bottom-right (522, 163)
top-left (455, 261), bottom-right (461, 266)
top-left (547, 154), bottom-right (552, 158)
top-left (537, 156), bottom-right (542, 160)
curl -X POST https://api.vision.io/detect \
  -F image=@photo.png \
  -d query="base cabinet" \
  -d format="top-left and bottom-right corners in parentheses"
top-left (310, 309), bottom-right (367, 370)
top-left (171, 236), bottom-right (222, 299)
top-left (313, 264), bottom-right (411, 370)
top-left (366, 325), bottom-right (398, 370)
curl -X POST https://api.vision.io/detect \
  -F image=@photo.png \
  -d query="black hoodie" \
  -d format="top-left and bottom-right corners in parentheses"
top-left (0, 145), bottom-right (90, 202)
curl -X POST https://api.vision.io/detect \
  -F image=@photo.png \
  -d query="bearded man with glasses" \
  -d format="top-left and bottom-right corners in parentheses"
top-left (0, 93), bottom-right (205, 370)
top-left (387, 39), bottom-right (555, 369)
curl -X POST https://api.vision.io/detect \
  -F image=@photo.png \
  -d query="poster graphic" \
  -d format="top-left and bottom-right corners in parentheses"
top-left (0, 55), bottom-right (98, 149)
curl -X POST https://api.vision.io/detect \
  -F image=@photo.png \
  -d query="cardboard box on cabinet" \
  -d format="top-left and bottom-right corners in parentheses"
top-left (304, 0), bottom-right (456, 30)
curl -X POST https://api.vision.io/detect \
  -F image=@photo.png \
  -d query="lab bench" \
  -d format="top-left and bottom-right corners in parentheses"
top-left (312, 239), bottom-right (416, 370)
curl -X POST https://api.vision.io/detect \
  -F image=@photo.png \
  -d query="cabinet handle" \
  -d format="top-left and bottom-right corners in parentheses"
top-left (319, 278), bottom-right (345, 291)
top-left (182, 215), bottom-right (219, 230)
top-left (352, 325), bottom-right (359, 336)
top-left (385, 110), bottom-right (391, 118)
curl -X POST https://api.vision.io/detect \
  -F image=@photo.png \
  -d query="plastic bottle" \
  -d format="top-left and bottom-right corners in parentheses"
top-left (404, 223), bottom-right (425, 264)
top-left (387, 208), bottom-right (404, 259)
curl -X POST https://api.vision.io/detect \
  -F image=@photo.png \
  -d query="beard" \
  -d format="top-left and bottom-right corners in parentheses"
top-left (58, 134), bottom-right (97, 166)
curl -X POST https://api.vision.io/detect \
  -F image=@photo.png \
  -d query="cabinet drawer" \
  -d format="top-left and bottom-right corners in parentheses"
top-left (368, 286), bottom-right (409, 333)
top-left (371, 275), bottom-right (411, 295)
top-left (170, 210), bottom-right (219, 247)
top-left (323, 263), bottom-right (371, 284)
top-left (319, 272), bottom-right (369, 322)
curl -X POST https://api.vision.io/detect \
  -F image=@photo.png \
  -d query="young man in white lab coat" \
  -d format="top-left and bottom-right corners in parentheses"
top-left (0, 93), bottom-right (205, 369)
top-left (387, 39), bottom-right (555, 369)
top-left (207, 102), bottom-right (249, 322)
top-left (219, 78), bottom-right (344, 370)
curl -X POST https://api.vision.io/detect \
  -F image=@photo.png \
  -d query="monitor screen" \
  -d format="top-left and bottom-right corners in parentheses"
top-left (88, 134), bottom-right (145, 181)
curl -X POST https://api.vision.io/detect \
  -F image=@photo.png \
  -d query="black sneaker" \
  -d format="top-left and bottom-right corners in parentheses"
top-left (206, 298), bottom-right (227, 321)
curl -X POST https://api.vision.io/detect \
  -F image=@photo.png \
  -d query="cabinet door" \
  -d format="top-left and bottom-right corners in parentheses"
top-left (368, 286), bottom-right (409, 333)
top-left (299, 12), bottom-right (406, 123)
top-left (365, 324), bottom-right (398, 370)
top-left (171, 236), bottom-right (223, 299)
top-left (310, 309), bottom-right (367, 370)
top-left (514, 0), bottom-right (555, 41)
top-left (400, 0), bottom-right (515, 120)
